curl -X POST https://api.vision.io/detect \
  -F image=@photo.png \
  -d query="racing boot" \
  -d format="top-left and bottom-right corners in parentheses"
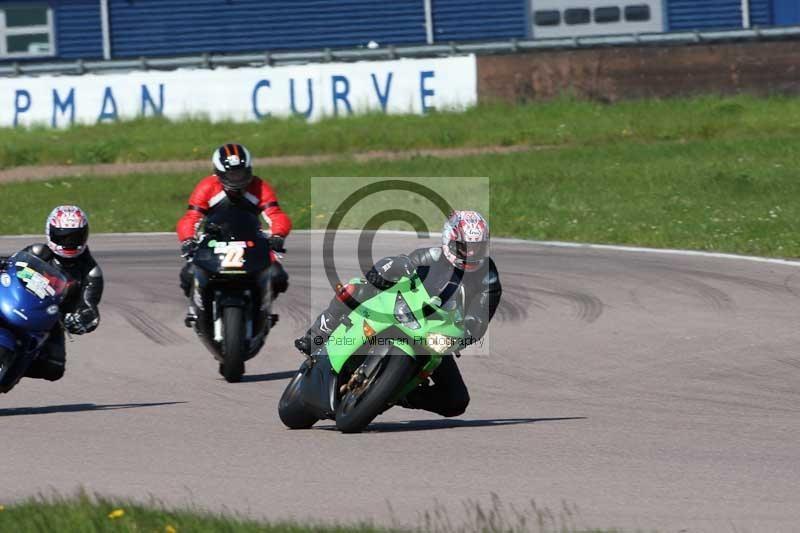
top-left (294, 311), bottom-right (337, 356)
top-left (184, 302), bottom-right (198, 328)
top-left (294, 335), bottom-right (312, 356)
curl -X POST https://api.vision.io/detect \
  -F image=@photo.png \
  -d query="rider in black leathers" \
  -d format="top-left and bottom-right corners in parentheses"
top-left (0, 206), bottom-right (103, 381)
top-left (295, 211), bottom-right (501, 417)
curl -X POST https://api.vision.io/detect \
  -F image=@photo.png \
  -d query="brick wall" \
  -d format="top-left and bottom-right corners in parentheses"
top-left (477, 40), bottom-right (800, 103)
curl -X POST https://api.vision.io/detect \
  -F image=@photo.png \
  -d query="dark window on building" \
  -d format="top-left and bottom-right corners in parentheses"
top-left (533, 10), bottom-right (561, 26)
top-left (594, 6), bottom-right (621, 23)
top-left (1, 4), bottom-right (54, 57)
top-left (6, 7), bottom-right (48, 27)
top-left (564, 8), bottom-right (591, 25)
top-left (7, 33), bottom-right (49, 53)
top-left (624, 4), bottom-right (651, 22)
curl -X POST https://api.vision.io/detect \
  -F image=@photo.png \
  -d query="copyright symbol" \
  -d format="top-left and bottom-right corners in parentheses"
top-left (322, 180), bottom-right (454, 303)
top-left (313, 335), bottom-right (324, 346)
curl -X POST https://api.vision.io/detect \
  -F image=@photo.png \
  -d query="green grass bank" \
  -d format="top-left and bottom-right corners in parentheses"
top-left (1, 135), bottom-right (798, 258)
top-left (2, 95), bottom-right (799, 258)
top-left (1, 95), bottom-right (800, 167)
top-left (0, 495), bottom-right (618, 533)
top-left (0, 496), bottom-right (380, 533)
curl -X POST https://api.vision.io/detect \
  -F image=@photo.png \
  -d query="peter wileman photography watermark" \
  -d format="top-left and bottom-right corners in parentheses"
top-left (309, 177), bottom-right (492, 356)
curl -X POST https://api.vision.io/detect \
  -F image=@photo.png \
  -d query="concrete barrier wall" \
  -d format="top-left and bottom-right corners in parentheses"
top-left (0, 55), bottom-right (477, 127)
top-left (477, 40), bottom-right (800, 103)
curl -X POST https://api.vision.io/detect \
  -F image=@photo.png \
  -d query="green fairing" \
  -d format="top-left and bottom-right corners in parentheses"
top-left (326, 275), bottom-right (465, 376)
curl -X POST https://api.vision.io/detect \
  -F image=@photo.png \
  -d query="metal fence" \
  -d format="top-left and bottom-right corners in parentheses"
top-left (2, 24), bottom-right (799, 78)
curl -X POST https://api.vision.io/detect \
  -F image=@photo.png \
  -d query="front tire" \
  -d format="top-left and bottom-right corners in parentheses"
top-left (0, 347), bottom-right (19, 394)
top-left (278, 363), bottom-right (319, 429)
top-left (221, 306), bottom-right (246, 383)
top-left (335, 348), bottom-right (418, 433)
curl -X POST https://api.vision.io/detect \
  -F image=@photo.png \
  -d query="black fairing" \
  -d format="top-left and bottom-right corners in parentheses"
top-left (193, 238), bottom-right (270, 276)
top-left (301, 348), bottom-right (339, 419)
top-left (190, 208), bottom-right (273, 361)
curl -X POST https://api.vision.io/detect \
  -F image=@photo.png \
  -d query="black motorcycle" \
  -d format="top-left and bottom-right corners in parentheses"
top-left (188, 209), bottom-right (282, 382)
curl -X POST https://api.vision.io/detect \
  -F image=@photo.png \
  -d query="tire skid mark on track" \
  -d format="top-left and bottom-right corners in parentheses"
top-left (495, 283), bottom-right (540, 323)
top-left (631, 269), bottom-right (736, 314)
top-left (673, 268), bottom-right (793, 298)
top-left (627, 283), bottom-right (656, 315)
top-left (276, 297), bottom-right (312, 329)
top-left (775, 357), bottom-right (800, 371)
top-left (108, 301), bottom-right (186, 346)
top-left (501, 271), bottom-right (605, 324)
top-left (668, 273), bottom-right (736, 313)
top-left (530, 287), bottom-right (605, 324)
top-left (783, 272), bottom-right (800, 300)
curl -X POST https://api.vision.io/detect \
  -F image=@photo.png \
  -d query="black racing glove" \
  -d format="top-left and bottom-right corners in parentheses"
top-left (180, 239), bottom-right (198, 259)
top-left (366, 256), bottom-right (414, 290)
top-left (268, 235), bottom-right (286, 253)
top-left (64, 307), bottom-right (100, 335)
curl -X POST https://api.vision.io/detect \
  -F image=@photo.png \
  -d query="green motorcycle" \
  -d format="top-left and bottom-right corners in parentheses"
top-left (279, 272), bottom-right (465, 433)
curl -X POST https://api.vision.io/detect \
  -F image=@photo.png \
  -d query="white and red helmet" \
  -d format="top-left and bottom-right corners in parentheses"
top-left (46, 205), bottom-right (89, 258)
top-left (441, 210), bottom-right (490, 272)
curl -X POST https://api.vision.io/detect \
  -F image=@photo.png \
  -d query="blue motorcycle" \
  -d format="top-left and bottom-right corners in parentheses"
top-left (0, 251), bottom-right (72, 394)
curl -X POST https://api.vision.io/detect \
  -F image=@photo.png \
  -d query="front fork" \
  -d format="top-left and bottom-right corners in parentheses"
top-left (340, 340), bottom-right (443, 404)
top-left (211, 290), bottom-right (254, 343)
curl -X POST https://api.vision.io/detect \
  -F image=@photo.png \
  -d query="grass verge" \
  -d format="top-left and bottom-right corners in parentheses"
top-left (0, 494), bottom-right (618, 532)
top-left (2, 94), bottom-right (800, 167)
top-left (0, 494), bottom-right (380, 533)
top-left (1, 135), bottom-right (797, 258)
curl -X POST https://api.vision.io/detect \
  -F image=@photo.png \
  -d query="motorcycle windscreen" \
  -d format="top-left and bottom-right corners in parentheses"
top-left (203, 203), bottom-right (263, 241)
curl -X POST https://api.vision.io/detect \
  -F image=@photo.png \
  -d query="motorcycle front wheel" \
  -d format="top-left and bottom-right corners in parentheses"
top-left (0, 347), bottom-right (19, 394)
top-left (335, 348), bottom-right (417, 434)
top-left (221, 306), bottom-right (246, 383)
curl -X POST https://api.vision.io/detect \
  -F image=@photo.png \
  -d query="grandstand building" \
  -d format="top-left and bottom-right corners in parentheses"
top-left (0, 0), bottom-right (798, 62)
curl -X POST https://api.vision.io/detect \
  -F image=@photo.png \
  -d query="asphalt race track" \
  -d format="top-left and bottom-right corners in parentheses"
top-left (1, 232), bottom-right (799, 532)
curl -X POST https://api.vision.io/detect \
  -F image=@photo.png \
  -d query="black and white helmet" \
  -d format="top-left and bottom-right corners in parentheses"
top-left (212, 143), bottom-right (253, 192)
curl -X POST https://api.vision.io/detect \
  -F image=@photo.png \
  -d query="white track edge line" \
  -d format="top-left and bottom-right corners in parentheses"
top-left (2, 230), bottom-right (799, 267)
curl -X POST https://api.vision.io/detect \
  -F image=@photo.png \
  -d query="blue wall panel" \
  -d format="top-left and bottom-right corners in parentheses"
top-left (108, 0), bottom-right (426, 58)
top-left (773, 0), bottom-right (800, 25)
top-left (749, 0), bottom-right (773, 26)
top-left (432, 0), bottom-right (528, 42)
top-left (667, 0), bottom-right (743, 30)
top-left (53, 0), bottom-right (103, 59)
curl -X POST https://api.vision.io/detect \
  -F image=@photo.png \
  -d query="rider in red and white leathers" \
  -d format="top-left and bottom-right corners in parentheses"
top-left (176, 143), bottom-right (292, 320)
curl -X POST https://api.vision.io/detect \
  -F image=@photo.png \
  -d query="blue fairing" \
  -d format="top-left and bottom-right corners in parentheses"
top-left (0, 252), bottom-right (69, 350)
